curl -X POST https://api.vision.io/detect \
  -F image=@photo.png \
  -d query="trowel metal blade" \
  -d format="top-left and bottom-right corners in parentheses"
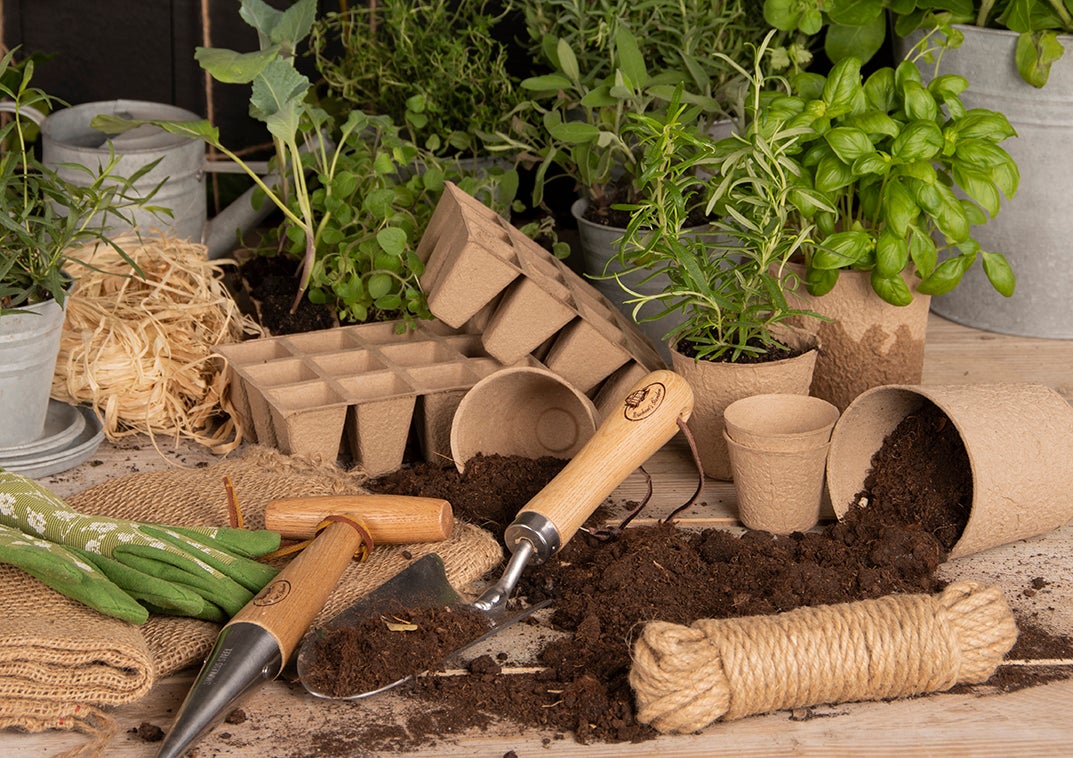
top-left (295, 552), bottom-right (547, 700)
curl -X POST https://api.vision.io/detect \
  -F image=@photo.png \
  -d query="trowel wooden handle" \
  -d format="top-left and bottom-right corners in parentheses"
top-left (229, 495), bottom-right (453, 673)
top-left (264, 494), bottom-right (452, 542)
top-left (517, 369), bottom-right (693, 551)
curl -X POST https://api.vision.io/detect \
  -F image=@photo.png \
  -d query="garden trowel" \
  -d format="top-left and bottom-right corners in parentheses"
top-left (296, 368), bottom-right (694, 699)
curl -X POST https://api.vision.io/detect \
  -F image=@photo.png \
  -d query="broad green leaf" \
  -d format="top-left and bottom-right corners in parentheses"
top-left (365, 188), bottom-right (396, 218)
top-left (266, 0), bottom-right (316, 49)
top-left (917, 252), bottom-right (976, 296)
top-left (930, 183), bottom-right (971, 242)
top-left (793, 72), bottom-right (827, 101)
top-left (982, 251), bottom-right (1016, 296)
top-left (814, 154), bottom-right (854, 192)
top-left (614, 26), bottom-right (648, 89)
top-left (90, 115), bottom-right (222, 148)
top-left (376, 227), bottom-right (407, 256)
top-left (844, 110), bottom-right (899, 137)
top-left (894, 59), bottom-right (923, 90)
top-left (249, 58), bottom-right (310, 143)
top-left (825, 126), bottom-right (875, 162)
top-left (822, 57), bottom-right (863, 115)
top-left (871, 270), bottom-right (913, 305)
top-left (522, 73), bottom-right (572, 92)
top-left (928, 74), bottom-right (969, 101)
top-left (863, 68), bottom-right (896, 112)
top-left (952, 164), bottom-right (1001, 216)
top-left (853, 153), bottom-right (889, 175)
top-left (954, 110), bottom-right (1017, 141)
top-left (955, 138), bottom-right (1014, 167)
top-left (367, 273), bottom-right (393, 300)
top-left (1015, 31), bottom-right (1065, 88)
top-left (825, 16), bottom-right (886, 64)
top-left (813, 230), bottom-right (872, 269)
top-left (875, 228), bottom-right (909, 277)
top-left (908, 225), bottom-right (937, 276)
top-left (549, 121), bottom-right (600, 144)
top-left (556, 37), bottom-right (581, 85)
top-left (194, 47), bottom-right (276, 84)
top-left (805, 265), bottom-right (839, 296)
top-left (901, 80), bottom-right (939, 122)
top-left (891, 120), bottom-right (943, 163)
top-left (331, 171), bottom-right (358, 199)
top-left (883, 178), bottom-right (919, 237)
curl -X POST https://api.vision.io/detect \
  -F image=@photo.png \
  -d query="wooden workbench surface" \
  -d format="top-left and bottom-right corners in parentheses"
top-left (4, 313), bottom-right (1073, 756)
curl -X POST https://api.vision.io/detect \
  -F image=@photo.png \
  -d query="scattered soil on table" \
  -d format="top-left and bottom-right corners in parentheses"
top-left (297, 398), bottom-right (1072, 754)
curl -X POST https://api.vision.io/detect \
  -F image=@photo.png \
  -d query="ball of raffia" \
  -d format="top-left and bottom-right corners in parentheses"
top-left (51, 233), bottom-right (264, 453)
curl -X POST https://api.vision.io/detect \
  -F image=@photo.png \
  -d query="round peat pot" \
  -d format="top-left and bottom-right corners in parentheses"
top-left (827, 384), bottom-right (1073, 559)
top-left (450, 367), bottom-right (598, 473)
top-left (724, 430), bottom-right (830, 535)
top-left (723, 393), bottom-right (839, 452)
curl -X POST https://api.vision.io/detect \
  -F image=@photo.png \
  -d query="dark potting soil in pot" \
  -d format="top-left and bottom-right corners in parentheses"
top-left (297, 404), bottom-right (1072, 753)
top-left (239, 254), bottom-right (337, 334)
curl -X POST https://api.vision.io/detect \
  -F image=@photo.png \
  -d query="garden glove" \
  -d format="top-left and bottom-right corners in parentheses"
top-left (0, 468), bottom-right (280, 619)
top-left (0, 522), bottom-right (149, 624)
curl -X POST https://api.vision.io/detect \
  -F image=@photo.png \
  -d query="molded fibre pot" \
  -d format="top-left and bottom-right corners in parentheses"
top-left (827, 384), bottom-right (1073, 559)
top-left (670, 340), bottom-right (818, 481)
top-left (450, 367), bottom-right (598, 473)
top-left (0, 297), bottom-right (68, 448)
top-left (787, 264), bottom-right (931, 411)
top-left (723, 393), bottom-right (840, 452)
top-left (724, 431), bottom-right (829, 535)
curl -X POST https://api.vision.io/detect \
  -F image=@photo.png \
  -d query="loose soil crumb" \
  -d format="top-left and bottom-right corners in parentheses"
top-left (298, 402), bottom-right (1072, 751)
top-left (130, 722), bottom-right (164, 742)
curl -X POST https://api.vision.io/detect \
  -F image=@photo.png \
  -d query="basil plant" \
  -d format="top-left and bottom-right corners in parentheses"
top-left (743, 49), bottom-right (1019, 305)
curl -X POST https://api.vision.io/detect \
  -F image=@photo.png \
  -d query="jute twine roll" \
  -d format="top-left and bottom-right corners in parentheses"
top-left (0, 446), bottom-right (503, 752)
top-left (630, 581), bottom-right (1017, 734)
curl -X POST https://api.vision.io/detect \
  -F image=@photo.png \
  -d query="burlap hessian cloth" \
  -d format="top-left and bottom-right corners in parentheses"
top-left (0, 446), bottom-right (503, 753)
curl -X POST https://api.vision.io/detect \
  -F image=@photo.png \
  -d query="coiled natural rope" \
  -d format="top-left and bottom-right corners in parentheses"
top-left (629, 581), bottom-right (1018, 734)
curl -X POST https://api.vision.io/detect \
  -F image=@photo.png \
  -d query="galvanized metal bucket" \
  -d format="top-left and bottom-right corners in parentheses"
top-left (899, 26), bottom-right (1073, 339)
top-left (0, 99), bottom-right (271, 258)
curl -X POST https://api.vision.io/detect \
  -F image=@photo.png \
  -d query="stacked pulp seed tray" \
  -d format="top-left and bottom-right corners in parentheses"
top-left (220, 182), bottom-right (664, 476)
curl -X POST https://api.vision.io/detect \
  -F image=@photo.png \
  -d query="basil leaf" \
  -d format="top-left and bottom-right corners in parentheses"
top-left (982, 251), bottom-right (1016, 297)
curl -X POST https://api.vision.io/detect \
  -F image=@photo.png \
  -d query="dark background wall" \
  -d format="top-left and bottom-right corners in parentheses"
top-left (1, 0), bottom-right (325, 152)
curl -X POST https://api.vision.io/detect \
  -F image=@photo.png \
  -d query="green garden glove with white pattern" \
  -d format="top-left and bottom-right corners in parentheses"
top-left (0, 468), bottom-right (281, 621)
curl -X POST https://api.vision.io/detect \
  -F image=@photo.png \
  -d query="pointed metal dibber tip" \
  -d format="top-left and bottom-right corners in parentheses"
top-left (156, 622), bottom-right (283, 758)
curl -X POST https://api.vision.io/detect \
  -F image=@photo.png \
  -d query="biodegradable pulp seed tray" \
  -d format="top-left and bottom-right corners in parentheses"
top-left (417, 182), bottom-right (665, 413)
top-left (218, 320), bottom-right (538, 476)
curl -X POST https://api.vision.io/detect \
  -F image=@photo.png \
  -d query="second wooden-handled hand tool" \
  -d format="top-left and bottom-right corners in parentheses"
top-left (156, 494), bottom-right (453, 758)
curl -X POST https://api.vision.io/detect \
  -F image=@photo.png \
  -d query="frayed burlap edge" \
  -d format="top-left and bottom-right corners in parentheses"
top-left (0, 445), bottom-right (503, 747)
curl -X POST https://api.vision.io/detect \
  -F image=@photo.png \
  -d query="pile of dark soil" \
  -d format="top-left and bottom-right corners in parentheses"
top-left (297, 401), bottom-right (1070, 754)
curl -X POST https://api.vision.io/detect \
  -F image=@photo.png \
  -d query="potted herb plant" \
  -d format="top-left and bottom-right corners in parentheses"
top-left (486, 2), bottom-right (778, 344)
top-left (95, 0), bottom-right (513, 330)
top-left (614, 72), bottom-right (826, 480)
top-left (767, 1), bottom-right (1073, 339)
top-left (752, 38), bottom-right (1019, 408)
top-left (0, 51), bottom-right (153, 448)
